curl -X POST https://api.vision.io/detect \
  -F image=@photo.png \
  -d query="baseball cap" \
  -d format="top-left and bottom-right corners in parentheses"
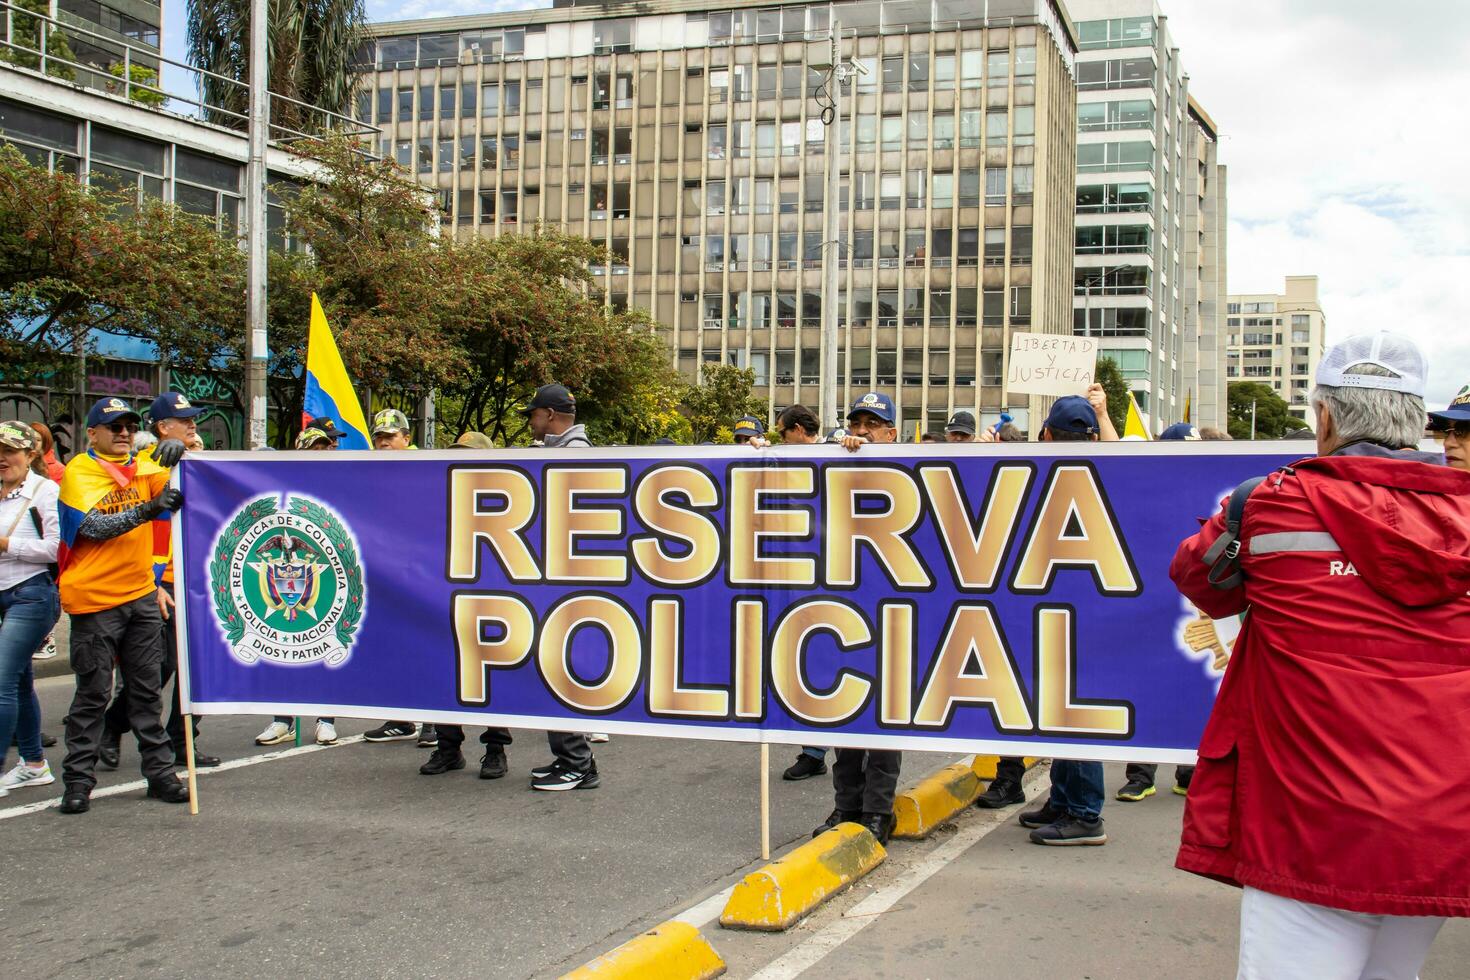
top-left (945, 410), bottom-right (976, 435)
top-left (0, 420), bottom-right (39, 451)
top-left (372, 408), bottom-right (411, 435)
top-left (1316, 332), bottom-right (1427, 398)
top-left (1159, 423), bottom-right (1201, 441)
top-left (148, 391), bottom-right (203, 423)
top-left (86, 397), bottom-right (141, 428)
top-left (1043, 396), bottom-right (1099, 436)
top-left (847, 392), bottom-right (896, 425)
top-left (521, 383), bottom-right (577, 417)
top-left (450, 431), bottom-right (495, 450)
top-left (295, 426), bottom-right (334, 449)
top-left (733, 415), bottom-right (766, 439)
top-left (827, 427), bottom-right (848, 442)
top-left (1428, 383), bottom-right (1470, 429)
top-left (303, 416), bottom-right (345, 441)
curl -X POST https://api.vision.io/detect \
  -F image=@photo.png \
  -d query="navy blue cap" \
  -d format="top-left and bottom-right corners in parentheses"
top-left (1043, 396), bottom-right (1098, 436)
top-left (148, 391), bottom-right (203, 423)
top-left (847, 392), bottom-right (896, 425)
top-left (1159, 423), bottom-right (1201, 441)
top-left (303, 416), bottom-right (346, 440)
top-left (86, 397), bottom-right (141, 428)
top-left (733, 415), bottom-right (766, 438)
top-left (1428, 384), bottom-right (1470, 428)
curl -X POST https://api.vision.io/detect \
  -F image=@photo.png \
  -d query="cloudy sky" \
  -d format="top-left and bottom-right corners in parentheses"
top-left (161, 0), bottom-right (1470, 405)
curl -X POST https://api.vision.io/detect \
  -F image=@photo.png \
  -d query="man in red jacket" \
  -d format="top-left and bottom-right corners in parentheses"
top-left (1170, 332), bottom-right (1470, 978)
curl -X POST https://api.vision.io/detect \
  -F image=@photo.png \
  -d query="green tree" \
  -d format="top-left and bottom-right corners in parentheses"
top-left (0, 0), bottom-right (76, 81)
top-left (1227, 381), bottom-right (1309, 440)
top-left (1094, 356), bottom-right (1130, 435)
top-left (187, 0), bottom-right (368, 132)
top-left (107, 63), bottom-right (168, 107)
top-left (682, 362), bottom-right (766, 444)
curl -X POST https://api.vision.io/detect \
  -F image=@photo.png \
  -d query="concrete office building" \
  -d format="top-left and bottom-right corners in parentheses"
top-left (1226, 275), bottom-right (1327, 426)
top-left (1066, 0), bottom-right (1226, 432)
top-left (362, 0), bottom-right (1080, 436)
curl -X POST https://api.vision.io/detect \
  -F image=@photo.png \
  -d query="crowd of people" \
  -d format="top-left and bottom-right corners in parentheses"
top-left (1, 329), bottom-right (1466, 977)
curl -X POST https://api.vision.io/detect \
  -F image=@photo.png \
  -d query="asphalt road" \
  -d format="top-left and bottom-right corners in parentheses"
top-left (4, 672), bottom-right (1466, 979)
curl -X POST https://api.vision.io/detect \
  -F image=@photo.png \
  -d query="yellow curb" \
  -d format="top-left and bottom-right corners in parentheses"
top-left (559, 921), bottom-right (725, 980)
top-left (893, 756), bottom-right (1044, 839)
top-left (719, 822), bottom-right (886, 931)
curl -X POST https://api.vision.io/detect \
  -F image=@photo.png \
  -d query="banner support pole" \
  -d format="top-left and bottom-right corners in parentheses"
top-left (760, 742), bottom-right (770, 860)
top-left (183, 714), bottom-right (200, 816)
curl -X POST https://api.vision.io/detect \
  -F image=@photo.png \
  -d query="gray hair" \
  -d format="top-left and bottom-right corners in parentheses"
top-left (1309, 363), bottom-right (1425, 449)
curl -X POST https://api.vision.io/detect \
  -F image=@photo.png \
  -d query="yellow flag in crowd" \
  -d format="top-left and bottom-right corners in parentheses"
top-left (1124, 391), bottom-right (1151, 440)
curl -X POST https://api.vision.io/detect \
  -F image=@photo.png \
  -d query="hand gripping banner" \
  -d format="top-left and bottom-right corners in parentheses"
top-left (173, 444), bottom-right (1299, 764)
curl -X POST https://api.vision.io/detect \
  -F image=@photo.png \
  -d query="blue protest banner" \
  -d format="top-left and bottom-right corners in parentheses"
top-left (173, 443), bottom-right (1302, 764)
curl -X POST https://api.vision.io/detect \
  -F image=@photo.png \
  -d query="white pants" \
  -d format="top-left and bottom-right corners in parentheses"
top-left (1238, 886), bottom-right (1446, 980)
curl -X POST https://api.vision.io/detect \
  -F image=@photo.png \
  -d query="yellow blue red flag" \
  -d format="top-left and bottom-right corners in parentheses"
top-left (302, 294), bottom-right (370, 450)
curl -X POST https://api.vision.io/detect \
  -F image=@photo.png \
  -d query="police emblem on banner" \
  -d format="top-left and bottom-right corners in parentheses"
top-left (208, 494), bottom-right (365, 667)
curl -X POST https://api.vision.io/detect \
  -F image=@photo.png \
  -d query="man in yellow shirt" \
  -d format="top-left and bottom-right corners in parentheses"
top-left (56, 398), bottom-right (189, 814)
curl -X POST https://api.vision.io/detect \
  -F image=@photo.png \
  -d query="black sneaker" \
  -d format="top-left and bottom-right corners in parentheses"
top-left (480, 747), bottom-right (507, 780)
top-left (529, 761), bottom-right (556, 779)
top-left (1018, 799), bottom-right (1067, 828)
top-left (1029, 813), bottom-right (1108, 846)
top-left (782, 753), bottom-right (828, 781)
top-left (146, 777), bottom-right (191, 804)
top-left (811, 808), bottom-right (861, 839)
top-left (419, 747), bottom-right (465, 775)
top-left (416, 725), bottom-right (438, 748)
top-left (175, 750), bottom-right (222, 769)
top-left (531, 760), bottom-right (598, 791)
top-left (41, 732), bottom-right (58, 748)
top-left (860, 811), bottom-right (895, 846)
top-left (975, 776), bottom-right (1024, 809)
top-left (363, 722), bottom-right (418, 743)
top-left (1115, 779), bottom-right (1156, 802)
top-left (58, 786), bottom-right (91, 815)
top-left (98, 734), bottom-right (120, 771)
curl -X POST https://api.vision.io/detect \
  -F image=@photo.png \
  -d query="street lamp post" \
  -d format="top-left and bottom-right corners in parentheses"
top-left (243, 0), bottom-right (270, 448)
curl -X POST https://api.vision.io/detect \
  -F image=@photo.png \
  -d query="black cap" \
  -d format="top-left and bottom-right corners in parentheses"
top-left (521, 383), bottom-right (577, 417)
top-left (945, 411), bottom-right (976, 435)
top-left (303, 416), bottom-right (346, 440)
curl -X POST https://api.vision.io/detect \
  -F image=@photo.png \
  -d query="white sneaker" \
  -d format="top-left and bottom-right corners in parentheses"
top-left (1, 761), bottom-right (55, 789)
top-left (315, 721), bottom-right (338, 745)
top-left (31, 636), bottom-right (57, 660)
top-left (255, 721), bottom-right (295, 745)
top-left (587, 733), bottom-right (610, 743)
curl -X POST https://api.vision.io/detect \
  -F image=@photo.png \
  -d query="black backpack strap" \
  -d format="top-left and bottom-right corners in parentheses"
top-left (1201, 476), bottom-right (1267, 590)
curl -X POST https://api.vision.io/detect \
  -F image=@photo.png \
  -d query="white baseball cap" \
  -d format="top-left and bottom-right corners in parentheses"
top-left (1315, 332), bottom-right (1427, 398)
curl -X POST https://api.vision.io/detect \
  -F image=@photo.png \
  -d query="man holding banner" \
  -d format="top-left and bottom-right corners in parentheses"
top-left (56, 398), bottom-right (190, 814)
top-left (1171, 333), bottom-right (1470, 976)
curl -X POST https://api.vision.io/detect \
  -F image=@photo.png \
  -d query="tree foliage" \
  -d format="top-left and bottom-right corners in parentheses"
top-left (683, 363), bottom-right (766, 444)
top-left (0, 0), bottom-right (76, 80)
top-left (187, 0), bottom-right (368, 131)
top-left (1094, 356), bottom-right (1130, 435)
top-left (1227, 381), bottom-right (1310, 440)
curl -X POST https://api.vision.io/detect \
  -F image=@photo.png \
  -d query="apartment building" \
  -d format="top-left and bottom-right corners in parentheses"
top-left (1065, 0), bottom-right (1226, 431)
top-left (1226, 274), bottom-right (1327, 426)
top-left (361, 0), bottom-right (1079, 436)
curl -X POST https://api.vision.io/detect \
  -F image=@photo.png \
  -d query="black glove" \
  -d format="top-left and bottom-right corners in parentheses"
top-left (153, 438), bottom-right (187, 467)
top-left (144, 488), bottom-right (185, 517)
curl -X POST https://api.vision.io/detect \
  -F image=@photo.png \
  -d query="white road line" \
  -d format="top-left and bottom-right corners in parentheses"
top-left (0, 735), bottom-right (365, 821)
top-left (748, 775), bottom-right (1048, 980)
top-left (672, 884), bottom-right (738, 928)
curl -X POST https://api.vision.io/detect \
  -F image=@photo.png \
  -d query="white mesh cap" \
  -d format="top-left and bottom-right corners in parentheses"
top-left (1315, 331), bottom-right (1427, 398)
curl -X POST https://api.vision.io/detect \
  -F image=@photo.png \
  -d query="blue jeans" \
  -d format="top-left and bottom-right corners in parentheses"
top-left (1048, 760), bottom-right (1105, 822)
top-left (0, 573), bottom-right (60, 766)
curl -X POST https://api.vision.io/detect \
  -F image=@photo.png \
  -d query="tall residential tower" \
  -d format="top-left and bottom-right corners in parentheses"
top-left (1227, 275), bottom-right (1327, 427)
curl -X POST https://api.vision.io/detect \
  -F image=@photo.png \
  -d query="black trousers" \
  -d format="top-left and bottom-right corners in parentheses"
top-left (436, 724), bottom-right (512, 751)
top-left (63, 594), bottom-right (175, 789)
top-left (832, 748), bottom-right (901, 815)
top-left (102, 584), bottom-right (193, 752)
top-left (996, 756), bottom-right (1026, 784)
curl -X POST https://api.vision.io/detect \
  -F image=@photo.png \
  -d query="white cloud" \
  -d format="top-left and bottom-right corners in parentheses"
top-left (1162, 0), bottom-right (1470, 406)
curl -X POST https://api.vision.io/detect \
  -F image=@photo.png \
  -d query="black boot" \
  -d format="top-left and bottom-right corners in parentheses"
top-left (98, 733), bottom-right (120, 771)
top-left (58, 785), bottom-right (91, 815)
top-left (146, 777), bottom-right (190, 804)
top-left (419, 747), bottom-right (465, 775)
top-left (860, 811), bottom-right (895, 846)
top-left (479, 746), bottom-right (507, 779)
top-left (812, 808), bottom-right (861, 839)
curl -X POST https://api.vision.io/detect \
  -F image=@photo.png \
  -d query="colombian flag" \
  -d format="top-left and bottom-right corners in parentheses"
top-left (56, 450), bottom-right (170, 613)
top-left (302, 294), bottom-right (370, 450)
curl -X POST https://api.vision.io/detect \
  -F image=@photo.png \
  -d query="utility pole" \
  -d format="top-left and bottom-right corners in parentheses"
top-left (817, 28), bottom-right (864, 433)
top-left (1250, 398), bottom-right (1257, 440)
top-left (244, 0), bottom-right (270, 448)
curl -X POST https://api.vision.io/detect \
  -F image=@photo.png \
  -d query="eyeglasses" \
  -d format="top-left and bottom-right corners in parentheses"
top-left (1431, 422), bottom-right (1470, 441)
top-left (106, 422), bottom-right (139, 435)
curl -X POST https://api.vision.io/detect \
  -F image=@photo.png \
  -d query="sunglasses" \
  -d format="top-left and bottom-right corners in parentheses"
top-left (106, 421), bottom-right (139, 435)
top-left (1431, 422), bottom-right (1470, 441)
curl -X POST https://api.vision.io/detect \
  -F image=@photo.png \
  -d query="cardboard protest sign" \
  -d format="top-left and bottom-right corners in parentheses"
top-left (1007, 332), bottom-right (1099, 396)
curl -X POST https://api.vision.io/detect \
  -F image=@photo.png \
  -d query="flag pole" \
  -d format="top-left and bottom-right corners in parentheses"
top-left (183, 715), bottom-right (200, 816)
top-left (760, 743), bottom-right (771, 860)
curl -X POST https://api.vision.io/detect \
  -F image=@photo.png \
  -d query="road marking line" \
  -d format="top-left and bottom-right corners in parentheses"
top-left (748, 775), bottom-right (1048, 980)
top-left (672, 885), bottom-right (738, 928)
top-left (0, 735), bottom-right (365, 821)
